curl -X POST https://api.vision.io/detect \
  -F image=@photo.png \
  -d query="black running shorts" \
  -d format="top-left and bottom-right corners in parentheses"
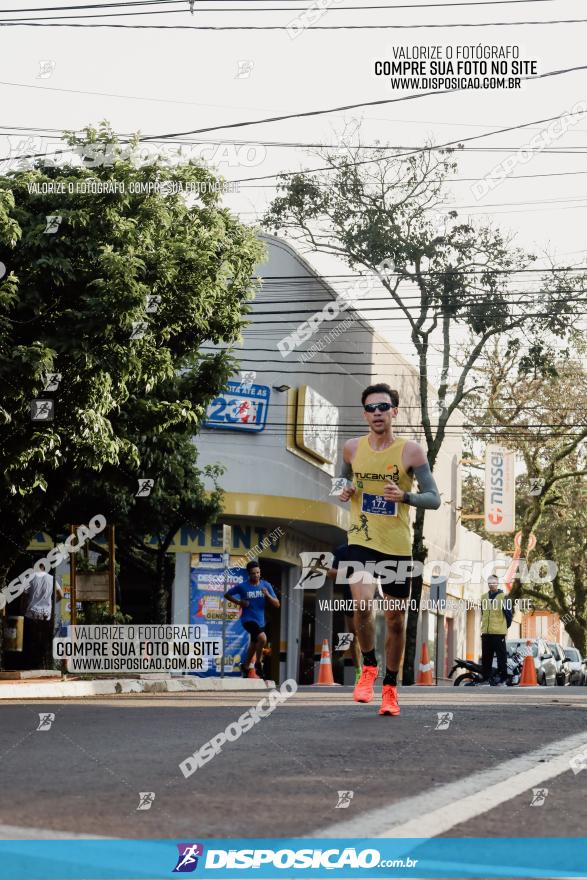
top-left (345, 544), bottom-right (413, 600)
top-left (242, 620), bottom-right (267, 641)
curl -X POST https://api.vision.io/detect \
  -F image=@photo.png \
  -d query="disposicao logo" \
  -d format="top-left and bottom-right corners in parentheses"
top-left (173, 843), bottom-right (204, 873)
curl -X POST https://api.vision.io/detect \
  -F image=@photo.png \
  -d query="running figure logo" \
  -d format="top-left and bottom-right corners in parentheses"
top-left (238, 370), bottom-right (256, 393)
top-left (30, 400), bottom-right (54, 421)
top-left (435, 712), bottom-right (453, 730)
top-left (130, 321), bottom-right (148, 340)
top-left (348, 513), bottom-right (371, 541)
top-left (136, 792), bottom-right (156, 811)
top-left (36, 713), bottom-right (55, 731)
top-left (235, 59), bottom-right (254, 78)
top-left (136, 478), bottom-right (154, 497)
top-left (37, 60), bottom-right (56, 79)
top-left (43, 215), bottom-right (62, 234)
top-left (173, 843), bottom-right (204, 873)
top-left (386, 463), bottom-right (400, 483)
top-left (530, 788), bottom-right (549, 807)
top-left (335, 632), bottom-right (354, 651)
top-left (234, 399), bottom-right (258, 424)
top-left (330, 477), bottom-right (349, 496)
top-left (335, 791), bottom-right (354, 809)
top-left (43, 372), bottom-right (62, 391)
top-left (294, 552), bottom-right (333, 589)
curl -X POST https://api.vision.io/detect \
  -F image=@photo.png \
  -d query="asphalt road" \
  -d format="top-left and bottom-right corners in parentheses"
top-left (1, 686), bottom-right (587, 840)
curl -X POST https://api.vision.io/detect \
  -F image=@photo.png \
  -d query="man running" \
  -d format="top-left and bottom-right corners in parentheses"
top-left (338, 383), bottom-right (441, 716)
top-left (225, 560), bottom-right (280, 679)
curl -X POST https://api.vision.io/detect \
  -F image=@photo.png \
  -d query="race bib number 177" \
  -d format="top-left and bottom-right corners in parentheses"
top-left (362, 493), bottom-right (397, 516)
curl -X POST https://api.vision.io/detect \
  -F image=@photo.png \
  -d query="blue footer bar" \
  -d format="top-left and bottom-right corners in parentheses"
top-left (0, 838), bottom-right (586, 879)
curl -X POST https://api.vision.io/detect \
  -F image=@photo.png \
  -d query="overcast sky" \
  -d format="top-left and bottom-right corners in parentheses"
top-left (1, 0), bottom-right (585, 368)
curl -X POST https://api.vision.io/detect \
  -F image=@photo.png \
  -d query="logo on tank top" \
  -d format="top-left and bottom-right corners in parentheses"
top-left (354, 464), bottom-right (400, 488)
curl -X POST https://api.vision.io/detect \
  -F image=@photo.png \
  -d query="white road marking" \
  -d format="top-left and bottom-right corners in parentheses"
top-left (315, 729), bottom-right (587, 838)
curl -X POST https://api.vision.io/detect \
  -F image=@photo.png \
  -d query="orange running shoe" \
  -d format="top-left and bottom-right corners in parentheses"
top-left (353, 664), bottom-right (379, 702)
top-left (378, 684), bottom-right (400, 716)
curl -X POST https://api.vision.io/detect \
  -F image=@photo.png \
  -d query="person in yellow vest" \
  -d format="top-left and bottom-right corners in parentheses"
top-left (480, 574), bottom-right (512, 686)
top-left (338, 383), bottom-right (441, 716)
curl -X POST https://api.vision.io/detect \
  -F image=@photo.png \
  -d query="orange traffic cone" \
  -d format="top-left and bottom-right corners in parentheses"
top-left (247, 665), bottom-right (260, 679)
top-left (519, 641), bottom-right (539, 687)
top-left (416, 642), bottom-right (434, 686)
top-left (313, 639), bottom-right (340, 686)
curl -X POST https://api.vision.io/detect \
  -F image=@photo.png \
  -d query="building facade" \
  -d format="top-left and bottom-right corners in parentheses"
top-left (171, 234), bottom-right (514, 683)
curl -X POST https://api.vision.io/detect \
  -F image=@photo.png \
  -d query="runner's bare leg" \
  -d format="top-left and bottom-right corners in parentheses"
top-left (384, 608), bottom-right (406, 672)
top-left (350, 576), bottom-right (376, 652)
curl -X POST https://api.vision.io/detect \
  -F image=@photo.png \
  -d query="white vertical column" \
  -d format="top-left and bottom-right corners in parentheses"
top-left (285, 567), bottom-right (303, 683)
top-left (172, 552), bottom-right (191, 624)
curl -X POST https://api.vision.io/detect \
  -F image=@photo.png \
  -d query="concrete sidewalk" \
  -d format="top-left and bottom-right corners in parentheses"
top-left (0, 674), bottom-right (272, 700)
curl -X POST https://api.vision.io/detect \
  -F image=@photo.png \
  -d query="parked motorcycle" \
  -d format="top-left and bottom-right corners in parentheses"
top-left (449, 649), bottom-right (524, 686)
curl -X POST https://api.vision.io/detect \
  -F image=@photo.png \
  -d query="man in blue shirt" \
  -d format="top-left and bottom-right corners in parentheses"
top-left (225, 559), bottom-right (280, 679)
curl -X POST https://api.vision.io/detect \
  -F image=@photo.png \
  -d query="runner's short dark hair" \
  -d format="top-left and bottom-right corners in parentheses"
top-left (361, 383), bottom-right (399, 407)
top-left (246, 559), bottom-right (260, 572)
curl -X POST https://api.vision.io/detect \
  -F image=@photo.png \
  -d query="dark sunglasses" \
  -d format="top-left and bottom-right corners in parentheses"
top-left (364, 402), bottom-right (393, 413)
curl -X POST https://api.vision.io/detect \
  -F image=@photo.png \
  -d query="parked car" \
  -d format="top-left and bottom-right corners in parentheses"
top-left (548, 642), bottom-right (571, 686)
top-left (563, 647), bottom-right (585, 686)
top-left (507, 639), bottom-right (558, 686)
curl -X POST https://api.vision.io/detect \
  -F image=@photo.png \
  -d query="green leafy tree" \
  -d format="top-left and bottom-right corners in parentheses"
top-left (463, 344), bottom-right (587, 652)
top-left (263, 132), bottom-right (579, 683)
top-left (49, 422), bottom-right (226, 624)
top-left (0, 124), bottom-right (264, 594)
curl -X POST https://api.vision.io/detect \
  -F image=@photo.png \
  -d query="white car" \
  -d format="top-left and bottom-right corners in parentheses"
top-left (563, 647), bottom-right (585, 686)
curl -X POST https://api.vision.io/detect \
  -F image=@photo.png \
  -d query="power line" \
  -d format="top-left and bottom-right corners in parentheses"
top-left (0, 14), bottom-right (582, 28)
top-left (200, 421), bottom-right (586, 430)
top-left (249, 303), bottom-right (587, 318)
top-left (232, 311), bottom-right (587, 324)
top-left (0, 0), bottom-right (556, 11)
top-left (10, 118), bottom-right (587, 150)
top-left (0, 0), bottom-right (180, 10)
top-left (2, 0), bottom-right (554, 13)
top-left (4, 72), bottom-right (587, 172)
top-left (255, 267), bottom-right (585, 278)
top-left (140, 68), bottom-right (587, 140)
top-left (0, 0), bottom-right (557, 19)
top-left (254, 289), bottom-right (587, 305)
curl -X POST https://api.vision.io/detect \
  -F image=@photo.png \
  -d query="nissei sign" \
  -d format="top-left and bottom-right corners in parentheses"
top-left (484, 444), bottom-right (515, 533)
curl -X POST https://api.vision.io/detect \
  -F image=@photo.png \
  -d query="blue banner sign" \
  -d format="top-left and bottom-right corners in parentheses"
top-left (189, 565), bottom-right (249, 676)
top-left (0, 838), bottom-right (586, 879)
top-left (204, 381), bottom-right (270, 433)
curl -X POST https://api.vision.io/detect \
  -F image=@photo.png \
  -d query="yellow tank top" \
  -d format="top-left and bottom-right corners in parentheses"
top-left (348, 435), bottom-right (413, 556)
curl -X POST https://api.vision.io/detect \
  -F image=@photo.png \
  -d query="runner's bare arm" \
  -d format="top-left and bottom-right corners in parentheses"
top-left (262, 588), bottom-right (280, 608)
top-left (342, 437), bottom-right (360, 467)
